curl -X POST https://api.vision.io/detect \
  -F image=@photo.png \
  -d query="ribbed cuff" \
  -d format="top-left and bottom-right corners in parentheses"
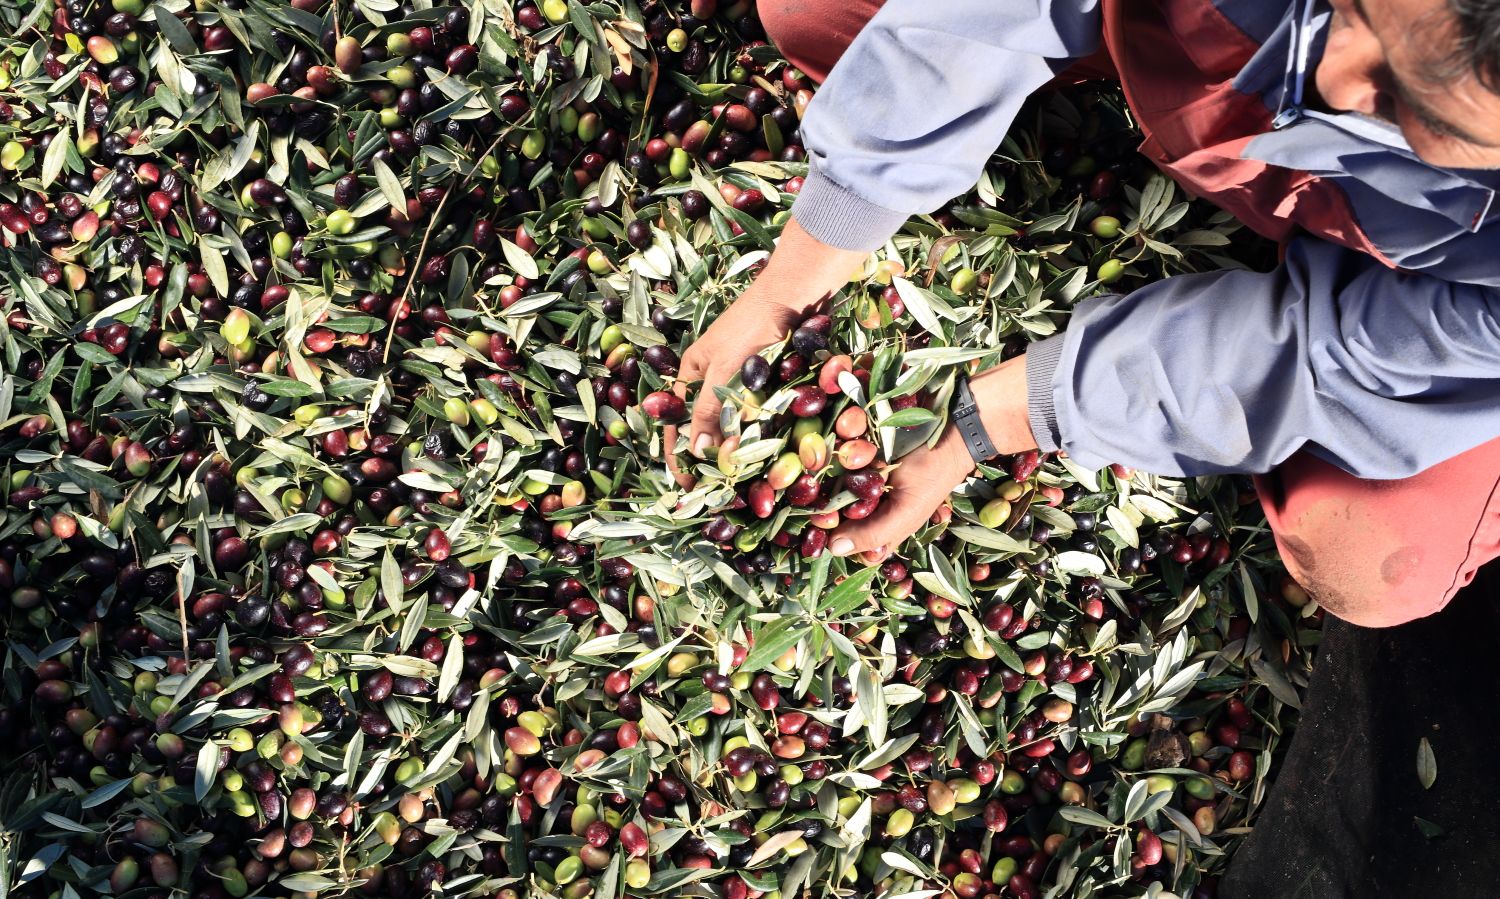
top-left (789, 160), bottom-right (911, 252)
top-left (1025, 335), bottom-right (1067, 454)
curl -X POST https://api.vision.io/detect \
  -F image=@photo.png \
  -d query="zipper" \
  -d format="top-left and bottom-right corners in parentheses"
top-left (1273, 0), bottom-right (1323, 130)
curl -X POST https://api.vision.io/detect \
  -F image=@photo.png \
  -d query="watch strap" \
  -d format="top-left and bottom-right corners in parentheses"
top-left (952, 375), bottom-right (998, 464)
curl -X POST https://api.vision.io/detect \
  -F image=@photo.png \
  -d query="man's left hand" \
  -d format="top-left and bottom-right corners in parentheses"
top-left (829, 355), bottom-right (1038, 559)
top-left (828, 426), bottom-right (973, 558)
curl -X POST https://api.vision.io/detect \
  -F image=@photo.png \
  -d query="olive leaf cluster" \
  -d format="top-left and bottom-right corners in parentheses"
top-left (0, 1), bottom-right (1315, 898)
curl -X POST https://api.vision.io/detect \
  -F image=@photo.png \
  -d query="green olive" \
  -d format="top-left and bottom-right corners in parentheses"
top-left (443, 397), bottom-right (472, 426)
top-left (322, 474), bottom-right (353, 505)
top-left (2, 140), bottom-right (29, 170)
top-left (387, 65), bottom-right (416, 89)
top-left (951, 266), bottom-right (978, 295)
top-left (1090, 215), bottom-right (1122, 239)
top-left (991, 857), bottom-right (1019, 884)
top-left (470, 397), bottom-right (500, 426)
top-left (326, 209), bottom-right (356, 235)
top-left (669, 147), bottom-right (691, 180)
top-left (885, 808), bottom-right (914, 837)
top-left (553, 856), bottom-right (582, 885)
top-left (394, 756), bottom-right (423, 782)
top-left (1185, 777), bottom-right (1217, 800)
top-left (582, 217), bottom-right (610, 240)
top-left (521, 131), bottom-right (546, 159)
top-left (978, 498), bottom-right (1011, 529)
top-left (577, 113), bottom-right (600, 143)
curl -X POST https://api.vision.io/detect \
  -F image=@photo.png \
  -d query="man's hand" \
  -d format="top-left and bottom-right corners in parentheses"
top-left (665, 218), bottom-right (867, 488)
top-left (665, 294), bottom-right (804, 485)
top-left (829, 355), bottom-right (1038, 558)
top-left (828, 426), bottom-right (974, 558)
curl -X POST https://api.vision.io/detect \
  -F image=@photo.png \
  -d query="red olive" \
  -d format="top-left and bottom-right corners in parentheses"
top-left (641, 391), bottom-right (686, 421)
top-left (789, 385), bottom-right (827, 417)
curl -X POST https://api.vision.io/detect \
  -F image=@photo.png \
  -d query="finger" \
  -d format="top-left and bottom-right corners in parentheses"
top-left (662, 425), bottom-right (696, 490)
top-left (672, 348), bottom-right (703, 406)
top-left (688, 362), bottom-right (732, 458)
top-left (664, 350), bottom-right (707, 483)
top-left (830, 482), bottom-right (941, 559)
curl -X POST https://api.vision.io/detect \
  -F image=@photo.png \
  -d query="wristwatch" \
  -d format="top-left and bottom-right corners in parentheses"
top-left (951, 374), bottom-right (998, 464)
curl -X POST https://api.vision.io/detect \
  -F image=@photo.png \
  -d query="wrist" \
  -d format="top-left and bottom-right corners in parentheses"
top-left (935, 423), bottom-right (978, 481)
top-left (746, 217), bottom-right (865, 319)
top-left (742, 284), bottom-right (826, 323)
top-left (962, 357), bottom-right (1039, 458)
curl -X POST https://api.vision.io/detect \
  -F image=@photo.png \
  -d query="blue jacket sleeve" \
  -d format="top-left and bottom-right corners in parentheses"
top-left (1025, 238), bottom-right (1500, 478)
top-left (791, 0), bottom-right (1102, 252)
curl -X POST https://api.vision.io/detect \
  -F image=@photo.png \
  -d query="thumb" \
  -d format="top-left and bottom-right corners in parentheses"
top-left (665, 350), bottom-right (705, 488)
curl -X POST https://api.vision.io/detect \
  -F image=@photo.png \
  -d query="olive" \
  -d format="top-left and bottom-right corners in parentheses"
top-left (213, 537), bottom-right (251, 569)
top-left (681, 190), bottom-right (710, 220)
top-left (359, 711), bottom-right (393, 737)
top-left (108, 65), bottom-right (143, 92)
top-left (435, 559), bottom-right (469, 588)
top-left (642, 344), bottom-right (679, 375)
top-left (625, 219), bottom-right (653, 249)
top-left (909, 826), bottom-right (935, 862)
top-left (445, 44), bottom-right (478, 74)
top-left (740, 354), bottom-right (771, 391)
top-left (363, 670), bottom-right (394, 702)
top-left (791, 326), bottom-right (827, 357)
top-left (764, 778), bottom-right (790, 807)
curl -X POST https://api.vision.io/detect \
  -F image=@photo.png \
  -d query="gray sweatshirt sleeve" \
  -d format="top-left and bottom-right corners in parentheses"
top-left (1026, 238), bottom-right (1500, 479)
top-left (792, 0), bottom-right (1102, 252)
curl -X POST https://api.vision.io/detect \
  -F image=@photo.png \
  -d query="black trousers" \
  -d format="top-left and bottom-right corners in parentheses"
top-left (1223, 563), bottom-right (1500, 897)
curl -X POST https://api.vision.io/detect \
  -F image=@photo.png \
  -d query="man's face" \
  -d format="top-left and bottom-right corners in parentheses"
top-left (1317, 0), bottom-right (1500, 168)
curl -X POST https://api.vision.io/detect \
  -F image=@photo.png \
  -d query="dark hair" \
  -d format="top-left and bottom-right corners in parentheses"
top-left (1448, 0), bottom-right (1500, 91)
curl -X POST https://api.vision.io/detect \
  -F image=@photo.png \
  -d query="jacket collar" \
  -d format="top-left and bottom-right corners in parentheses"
top-left (1254, 0), bottom-right (1496, 233)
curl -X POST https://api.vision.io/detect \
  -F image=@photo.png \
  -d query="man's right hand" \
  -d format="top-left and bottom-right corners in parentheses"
top-left (670, 292), bottom-right (805, 467)
top-left (665, 218), bottom-right (868, 488)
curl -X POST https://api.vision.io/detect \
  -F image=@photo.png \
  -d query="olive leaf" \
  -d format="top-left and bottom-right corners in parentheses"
top-left (0, 8), bottom-right (1310, 898)
top-left (1418, 738), bottom-right (1438, 790)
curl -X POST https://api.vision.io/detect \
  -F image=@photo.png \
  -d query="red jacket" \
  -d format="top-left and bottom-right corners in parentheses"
top-left (1107, 0), bottom-right (1496, 280)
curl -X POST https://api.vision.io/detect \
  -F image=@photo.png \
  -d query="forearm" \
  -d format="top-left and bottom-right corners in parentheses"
top-left (967, 356), bottom-right (1040, 460)
top-left (1030, 239), bottom-right (1500, 479)
top-left (795, 0), bottom-right (1101, 252)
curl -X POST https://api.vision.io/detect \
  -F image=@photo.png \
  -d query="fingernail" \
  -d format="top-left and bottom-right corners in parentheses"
top-left (830, 538), bottom-right (854, 556)
top-left (693, 434), bottom-right (713, 458)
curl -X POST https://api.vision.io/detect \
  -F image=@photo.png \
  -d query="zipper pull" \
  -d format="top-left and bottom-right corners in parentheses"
top-left (1273, 106), bottom-right (1302, 130)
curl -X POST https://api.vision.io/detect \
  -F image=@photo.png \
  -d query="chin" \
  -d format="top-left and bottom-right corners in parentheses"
top-left (1403, 131), bottom-right (1500, 172)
